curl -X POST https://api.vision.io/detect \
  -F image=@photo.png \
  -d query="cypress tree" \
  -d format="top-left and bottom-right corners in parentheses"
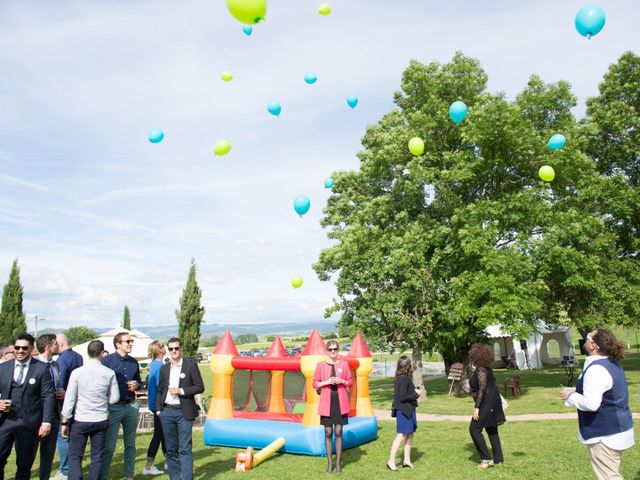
top-left (122, 305), bottom-right (131, 330)
top-left (176, 259), bottom-right (205, 359)
top-left (0, 259), bottom-right (27, 344)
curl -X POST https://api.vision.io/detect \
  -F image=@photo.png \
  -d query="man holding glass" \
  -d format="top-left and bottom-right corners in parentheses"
top-left (0, 333), bottom-right (55, 480)
top-left (101, 332), bottom-right (142, 480)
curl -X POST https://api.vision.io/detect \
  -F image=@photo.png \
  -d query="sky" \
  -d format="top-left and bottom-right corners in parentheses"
top-left (0, 1), bottom-right (638, 331)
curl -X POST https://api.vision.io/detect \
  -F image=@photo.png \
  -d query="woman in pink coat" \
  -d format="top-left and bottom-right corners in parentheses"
top-left (313, 340), bottom-right (353, 473)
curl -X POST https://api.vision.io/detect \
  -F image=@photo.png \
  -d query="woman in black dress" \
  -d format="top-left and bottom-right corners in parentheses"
top-left (387, 355), bottom-right (421, 471)
top-left (313, 340), bottom-right (353, 473)
top-left (468, 343), bottom-right (505, 469)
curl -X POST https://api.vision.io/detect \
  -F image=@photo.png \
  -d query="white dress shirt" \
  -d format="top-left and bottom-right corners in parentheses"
top-left (164, 359), bottom-right (184, 405)
top-left (13, 358), bottom-right (32, 383)
top-left (565, 355), bottom-right (634, 450)
top-left (61, 359), bottom-right (120, 422)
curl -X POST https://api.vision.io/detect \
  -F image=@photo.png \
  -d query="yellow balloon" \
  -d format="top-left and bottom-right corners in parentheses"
top-left (214, 140), bottom-right (231, 156)
top-left (538, 165), bottom-right (555, 182)
top-left (221, 70), bottom-right (233, 82)
top-left (318, 3), bottom-right (331, 15)
top-left (408, 137), bottom-right (425, 156)
top-left (291, 275), bottom-right (303, 289)
top-left (226, 0), bottom-right (267, 24)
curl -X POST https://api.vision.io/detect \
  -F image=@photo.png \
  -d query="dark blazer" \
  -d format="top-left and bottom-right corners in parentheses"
top-left (469, 366), bottom-right (505, 428)
top-left (0, 358), bottom-right (56, 429)
top-left (156, 359), bottom-right (204, 421)
top-left (393, 375), bottom-right (419, 418)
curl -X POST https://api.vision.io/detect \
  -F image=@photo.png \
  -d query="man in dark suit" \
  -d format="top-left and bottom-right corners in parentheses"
top-left (156, 337), bottom-right (204, 480)
top-left (0, 333), bottom-right (56, 480)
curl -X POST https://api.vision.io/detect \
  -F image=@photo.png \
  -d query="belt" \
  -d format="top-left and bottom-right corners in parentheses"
top-left (117, 399), bottom-right (135, 404)
top-left (163, 403), bottom-right (181, 409)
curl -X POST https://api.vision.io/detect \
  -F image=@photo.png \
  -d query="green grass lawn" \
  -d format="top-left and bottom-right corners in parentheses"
top-left (6, 421), bottom-right (639, 479)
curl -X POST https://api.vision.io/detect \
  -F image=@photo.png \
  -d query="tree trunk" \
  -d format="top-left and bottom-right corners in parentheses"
top-left (411, 340), bottom-right (427, 403)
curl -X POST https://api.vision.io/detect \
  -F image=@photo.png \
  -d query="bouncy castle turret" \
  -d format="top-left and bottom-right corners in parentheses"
top-left (208, 330), bottom-right (238, 419)
top-left (300, 329), bottom-right (328, 426)
top-left (348, 332), bottom-right (374, 417)
top-left (266, 336), bottom-right (287, 413)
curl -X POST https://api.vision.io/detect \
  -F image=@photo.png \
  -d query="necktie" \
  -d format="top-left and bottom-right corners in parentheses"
top-left (16, 364), bottom-right (26, 385)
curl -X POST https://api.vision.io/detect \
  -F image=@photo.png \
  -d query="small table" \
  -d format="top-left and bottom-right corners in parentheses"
top-left (561, 360), bottom-right (580, 387)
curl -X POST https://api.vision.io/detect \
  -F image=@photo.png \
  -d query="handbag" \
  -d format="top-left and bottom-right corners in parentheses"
top-left (391, 407), bottom-right (397, 418)
top-left (500, 394), bottom-right (509, 411)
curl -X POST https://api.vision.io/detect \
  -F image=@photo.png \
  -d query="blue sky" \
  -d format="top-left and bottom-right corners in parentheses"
top-left (0, 1), bottom-right (638, 331)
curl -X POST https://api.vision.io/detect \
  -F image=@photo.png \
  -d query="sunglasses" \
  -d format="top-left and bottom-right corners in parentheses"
top-left (168, 347), bottom-right (180, 352)
top-left (13, 345), bottom-right (30, 351)
top-left (120, 339), bottom-right (134, 344)
top-left (328, 348), bottom-right (339, 352)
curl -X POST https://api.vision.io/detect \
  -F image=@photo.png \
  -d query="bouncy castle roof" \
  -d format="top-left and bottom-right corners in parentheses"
top-left (213, 329), bottom-right (239, 356)
top-left (266, 336), bottom-right (287, 358)
top-left (301, 328), bottom-right (327, 356)
top-left (348, 332), bottom-right (371, 358)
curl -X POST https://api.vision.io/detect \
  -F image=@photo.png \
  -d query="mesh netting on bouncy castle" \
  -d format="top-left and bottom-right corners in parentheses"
top-left (204, 329), bottom-right (378, 455)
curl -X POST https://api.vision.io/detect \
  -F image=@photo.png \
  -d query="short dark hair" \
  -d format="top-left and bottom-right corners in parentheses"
top-left (87, 340), bottom-right (105, 359)
top-left (14, 333), bottom-right (35, 346)
top-left (36, 333), bottom-right (57, 354)
top-left (167, 337), bottom-right (181, 346)
top-left (113, 332), bottom-right (131, 348)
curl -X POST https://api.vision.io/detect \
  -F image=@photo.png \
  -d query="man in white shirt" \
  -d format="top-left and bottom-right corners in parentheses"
top-left (561, 328), bottom-right (634, 480)
top-left (61, 340), bottom-right (120, 480)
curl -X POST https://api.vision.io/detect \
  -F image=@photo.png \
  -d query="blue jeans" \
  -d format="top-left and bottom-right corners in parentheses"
top-left (159, 407), bottom-right (193, 480)
top-left (57, 429), bottom-right (69, 475)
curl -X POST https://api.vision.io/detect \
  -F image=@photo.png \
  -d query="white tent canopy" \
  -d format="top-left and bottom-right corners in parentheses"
top-left (486, 323), bottom-right (575, 370)
top-left (73, 327), bottom-right (154, 364)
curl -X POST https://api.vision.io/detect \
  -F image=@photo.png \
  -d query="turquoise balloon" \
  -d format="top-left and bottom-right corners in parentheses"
top-left (268, 101), bottom-right (281, 117)
top-left (324, 177), bottom-right (334, 189)
top-left (148, 128), bottom-right (164, 143)
top-left (547, 134), bottom-right (567, 150)
top-left (242, 25), bottom-right (253, 36)
top-left (304, 72), bottom-right (317, 84)
top-left (575, 4), bottom-right (606, 39)
top-left (449, 101), bottom-right (468, 124)
top-left (346, 94), bottom-right (358, 109)
top-left (293, 195), bottom-right (311, 217)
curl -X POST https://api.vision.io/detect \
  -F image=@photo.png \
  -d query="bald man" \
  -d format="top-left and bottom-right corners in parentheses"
top-left (51, 333), bottom-right (84, 480)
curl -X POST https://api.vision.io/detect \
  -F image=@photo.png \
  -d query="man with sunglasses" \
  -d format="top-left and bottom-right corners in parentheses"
top-left (0, 333), bottom-right (56, 480)
top-left (101, 332), bottom-right (142, 480)
top-left (155, 338), bottom-right (204, 480)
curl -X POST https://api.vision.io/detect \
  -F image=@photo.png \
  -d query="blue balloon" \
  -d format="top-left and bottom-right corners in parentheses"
top-left (293, 195), bottom-right (311, 217)
top-left (304, 72), bottom-right (317, 84)
top-left (148, 128), bottom-right (164, 143)
top-left (242, 24), bottom-right (253, 36)
top-left (575, 4), bottom-right (606, 39)
top-left (324, 177), bottom-right (334, 189)
top-left (346, 94), bottom-right (358, 109)
top-left (268, 101), bottom-right (282, 117)
top-left (547, 134), bottom-right (567, 150)
top-left (449, 101), bottom-right (468, 124)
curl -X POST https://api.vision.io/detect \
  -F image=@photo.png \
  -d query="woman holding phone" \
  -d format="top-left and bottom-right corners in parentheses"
top-left (313, 340), bottom-right (353, 473)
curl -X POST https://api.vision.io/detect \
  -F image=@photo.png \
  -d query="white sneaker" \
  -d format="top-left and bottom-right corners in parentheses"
top-left (50, 473), bottom-right (68, 480)
top-left (142, 465), bottom-right (164, 475)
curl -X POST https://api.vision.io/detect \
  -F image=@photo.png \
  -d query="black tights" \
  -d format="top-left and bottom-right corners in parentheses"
top-left (324, 424), bottom-right (343, 471)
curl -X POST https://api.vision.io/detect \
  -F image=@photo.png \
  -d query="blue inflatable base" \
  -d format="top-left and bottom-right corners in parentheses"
top-left (203, 416), bottom-right (378, 456)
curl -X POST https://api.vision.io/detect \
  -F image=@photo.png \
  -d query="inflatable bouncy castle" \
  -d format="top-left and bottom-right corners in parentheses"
top-left (204, 329), bottom-right (378, 455)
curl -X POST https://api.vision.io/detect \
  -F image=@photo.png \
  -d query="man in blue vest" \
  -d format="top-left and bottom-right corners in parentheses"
top-left (561, 328), bottom-right (634, 480)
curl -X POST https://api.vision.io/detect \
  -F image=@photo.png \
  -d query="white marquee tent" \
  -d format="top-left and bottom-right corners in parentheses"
top-left (486, 323), bottom-right (575, 370)
top-left (73, 327), bottom-right (154, 366)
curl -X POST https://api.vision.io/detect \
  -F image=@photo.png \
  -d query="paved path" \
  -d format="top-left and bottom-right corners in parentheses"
top-left (374, 409), bottom-right (640, 422)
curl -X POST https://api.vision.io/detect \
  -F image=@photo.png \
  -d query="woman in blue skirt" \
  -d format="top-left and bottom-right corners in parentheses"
top-left (387, 356), bottom-right (421, 470)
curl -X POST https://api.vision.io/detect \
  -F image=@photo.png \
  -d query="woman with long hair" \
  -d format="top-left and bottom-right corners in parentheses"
top-left (142, 340), bottom-right (166, 475)
top-left (468, 343), bottom-right (505, 469)
top-left (387, 355), bottom-right (421, 471)
top-left (313, 340), bottom-right (353, 473)
top-left (561, 328), bottom-right (634, 479)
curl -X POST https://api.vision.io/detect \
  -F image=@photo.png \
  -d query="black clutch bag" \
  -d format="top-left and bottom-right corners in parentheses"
top-left (391, 407), bottom-right (397, 418)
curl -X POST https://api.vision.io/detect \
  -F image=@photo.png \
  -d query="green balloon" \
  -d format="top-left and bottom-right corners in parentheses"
top-left (214, 140), bottom-right (231, 156)
top-left (538, 165), bottom-right (555, 182)
top-left (318, 3), bottom-right (331, 15)
top-left (291, 275), bottom-right (303, 289)
top-left (221, 70), bottom-right (233, 82)
top-left (226, 0), bottom-right (267, 24)
top-left (408, 137), bottom-right (425, 156)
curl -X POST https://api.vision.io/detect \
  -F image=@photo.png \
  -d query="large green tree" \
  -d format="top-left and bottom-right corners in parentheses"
top-left (122, 305), bottom-right (131, 330)
top-left (64, 326), bottom-right (99, 346)
top-left (314, 52), bottom-right (634, 391)
top-left (176, 260), bottom-right (205, 359)
top-left (0, 259), bottom-right (27, 344)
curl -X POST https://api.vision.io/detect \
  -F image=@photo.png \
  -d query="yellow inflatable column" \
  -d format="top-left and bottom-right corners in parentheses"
top-left (300, 329), bottom-right (328, 426)
top-left (348, 332), bottom-right (374, 417)
top-left (208, 329), bottom-right (238, 420)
